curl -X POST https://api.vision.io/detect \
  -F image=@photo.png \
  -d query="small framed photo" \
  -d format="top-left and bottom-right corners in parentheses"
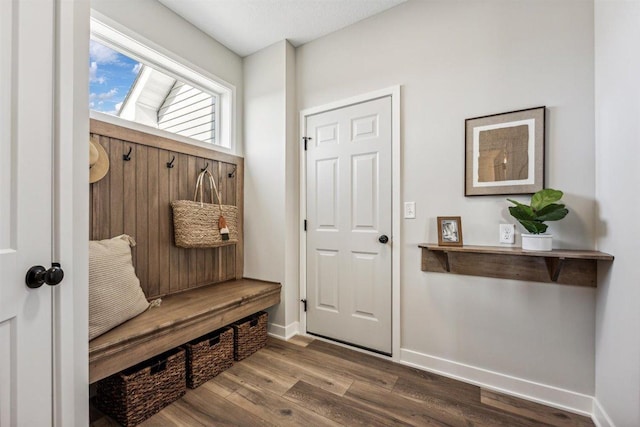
top-left (437, 216), bottom-right (463, 247)
top-left (465, 106), bottom-right (545, 196)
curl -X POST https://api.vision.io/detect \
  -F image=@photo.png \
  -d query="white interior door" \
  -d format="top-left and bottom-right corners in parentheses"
top-left (0, 0), bottom-right (57, 425)
top-left (305, 96), bottom-right (392, 355)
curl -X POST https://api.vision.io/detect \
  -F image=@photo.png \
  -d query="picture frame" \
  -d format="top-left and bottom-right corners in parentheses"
top-left (465, 106), bottom-right (545, 196)
top-left (437, 216), bottom-right (463, 247)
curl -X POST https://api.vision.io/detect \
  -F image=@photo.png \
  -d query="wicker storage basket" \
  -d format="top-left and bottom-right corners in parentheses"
top-left (232, 311), bottom-right (268, 361)
top-left (184, 327), bottom-right (234, 388)
top-left (95, 348), bottom-right (186, 426)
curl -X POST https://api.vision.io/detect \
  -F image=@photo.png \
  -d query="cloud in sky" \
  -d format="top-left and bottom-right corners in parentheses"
top-left (89, 40), bottom-right (119, 64)
top-left (89, 40), bottom-right (139, 115)
top-left (89, 62), bottom-right (106, 84)
top-left (97, 88), bottom-right (118, 100)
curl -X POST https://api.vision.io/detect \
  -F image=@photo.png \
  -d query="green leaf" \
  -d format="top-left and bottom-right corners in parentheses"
top-left (508, 205), bottom-right (535, 221)
top-left (536, 205), bottom-right (569, 222)
top-left (518, 220), bottom-right (548, 234)
top-left (507, 198), bottom-right (527, 207)
top-left (531, 189), bottom-right (563, 211)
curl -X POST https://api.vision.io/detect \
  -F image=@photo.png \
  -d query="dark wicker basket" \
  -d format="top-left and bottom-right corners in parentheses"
top-left (95, 348), bottom-right (186, 426)
top-left (184, 327), bottom-right (234, 388)
top-left (232, 311), bottom-right (268, 361)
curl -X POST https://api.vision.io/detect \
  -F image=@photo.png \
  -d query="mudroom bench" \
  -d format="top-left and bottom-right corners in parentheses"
top-left (89, 278), bottom-right (281, 383)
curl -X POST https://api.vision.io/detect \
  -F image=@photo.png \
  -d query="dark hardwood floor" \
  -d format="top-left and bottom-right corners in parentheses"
top-left (91, 336), bottom-right (594, 427)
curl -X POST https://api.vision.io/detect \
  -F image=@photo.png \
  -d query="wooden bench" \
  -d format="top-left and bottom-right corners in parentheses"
top-left (89, 278), bottom-right (281, 384)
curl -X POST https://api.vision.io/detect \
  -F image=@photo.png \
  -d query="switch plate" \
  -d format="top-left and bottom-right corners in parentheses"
top-left (499, 224), bottom-right (515, 244)
top-left (404, 202), bottom-right (416, 219)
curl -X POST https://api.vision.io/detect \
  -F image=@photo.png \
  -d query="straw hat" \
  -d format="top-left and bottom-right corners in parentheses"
top-left (89, 140), bottom-right (109, 183)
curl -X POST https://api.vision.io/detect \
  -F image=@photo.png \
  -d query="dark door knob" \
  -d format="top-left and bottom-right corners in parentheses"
top-left (25, 263), bottom-right (64, 289)
top-left (378, 235), bottom-right (389, 244)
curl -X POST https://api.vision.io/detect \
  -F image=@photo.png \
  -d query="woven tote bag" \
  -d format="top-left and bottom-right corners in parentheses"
top-left (171, 170), bottom-right (238, 248)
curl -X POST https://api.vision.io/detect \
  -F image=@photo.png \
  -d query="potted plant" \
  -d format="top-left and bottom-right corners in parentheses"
top-left (507, 188), bottom-right (569, 251)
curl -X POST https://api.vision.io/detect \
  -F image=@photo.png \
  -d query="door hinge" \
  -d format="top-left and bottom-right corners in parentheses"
top-left (302, 136), bottom-right (312, 151)
top-left (301, 299), bottom-right (307, 312)
top-left (304, 219), bottom-right (307, 231)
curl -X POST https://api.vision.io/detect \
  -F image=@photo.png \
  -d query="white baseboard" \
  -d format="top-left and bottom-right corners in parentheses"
top-left (592, 399), bottom-right (615, 427)
top-left (400, 348), bottom-right (593, 417)
top-left (267, 321), bottom-right (300, 340)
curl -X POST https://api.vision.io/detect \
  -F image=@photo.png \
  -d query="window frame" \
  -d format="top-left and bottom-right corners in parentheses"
top-left (89, 13), bottom-right (235, 153)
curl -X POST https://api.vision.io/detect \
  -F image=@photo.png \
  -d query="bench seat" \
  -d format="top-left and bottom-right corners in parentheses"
top-left (89, 278), bottom-right (281, 383)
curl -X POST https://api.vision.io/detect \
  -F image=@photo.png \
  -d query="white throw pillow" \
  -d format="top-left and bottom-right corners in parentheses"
top-left (89, 235), bottom-right (149, 340)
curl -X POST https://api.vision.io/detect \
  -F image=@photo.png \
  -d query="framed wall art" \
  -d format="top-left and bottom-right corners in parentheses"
top-left (465, 106), bottom-right (545, 196)
top-left (437, 216), bottom-right (463, 247)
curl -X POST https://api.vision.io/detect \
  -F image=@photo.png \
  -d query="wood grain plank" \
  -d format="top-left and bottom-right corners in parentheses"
top-left (108, 139), bottom-right (123, 237)
top-left (177, 153), bottom-right (190, 292)
top-left (419, 244), bottom-right (614, 261)
top-left (187, 155), bottom-right (198, 289)
top-left (90, 135), bottom-right (110, 240)
top-left (90, 118), bottom-right (242, 165)
top-left (421, 249), bottom-right (599, 287)
top-left (481, 389), bottom-right (594, 427)
top-left (158, 150), bottom-right (171, 297)
top-left (146, 147), bottom-right (160, 298)
top-left (195, 157), bottom-right (207, 287)
top-left (248, 348), bottom-right (353, 396)
top-left (308, 338), bottom-right (476, 395)
top-left (135, 144), bottom-right (149, 296)
top-left (288, 335), bottom-right (315, 347)
top-left (235, 158), bottom-right (244, 279)
top-left (266, 338), bottom-right (398, 391)
top-left (168, 151), bottom-right (180, 294)
top-left (199, 378), bottom-right (234, 399)
top-left (215, 361), bottom-right (298, 396)
top-left (140, 386), bottom-right (267, 427)
top-left (284, 381), bottom-right (411, 427)
top-left (222, 162), bottom-right (236, 280)
top-left (225, 379), bottom-right (341, 427)
top-left (345, 380), bottom-right (461, 427)
top-left (122, 141), bottom-right (137, 266)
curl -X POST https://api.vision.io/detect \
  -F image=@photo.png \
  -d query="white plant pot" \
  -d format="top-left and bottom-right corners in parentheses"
top-left (521, 234), bottom-right (553, 251)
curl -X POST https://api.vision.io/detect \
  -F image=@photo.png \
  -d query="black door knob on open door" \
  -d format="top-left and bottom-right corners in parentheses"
top-left (25, 263), bottom-right (64, 289)
top-left (378, 235), bottom-right (389, 244)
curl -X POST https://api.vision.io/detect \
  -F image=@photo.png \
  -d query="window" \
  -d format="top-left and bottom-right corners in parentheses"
top-left (90, 17), bottom-right (234, 150)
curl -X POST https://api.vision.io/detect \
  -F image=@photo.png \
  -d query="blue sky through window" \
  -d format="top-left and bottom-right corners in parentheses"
top-left (89, 40), bottom-right (141, 115)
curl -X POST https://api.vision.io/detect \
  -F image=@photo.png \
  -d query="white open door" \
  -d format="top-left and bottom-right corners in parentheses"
top-left (0, 0), bottom-right (61, 425)
top-left (305, 96), bottom-right (392, 355)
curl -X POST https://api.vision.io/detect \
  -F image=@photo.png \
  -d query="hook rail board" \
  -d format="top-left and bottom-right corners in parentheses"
top-left (90, 119), bottom-right (244, 299)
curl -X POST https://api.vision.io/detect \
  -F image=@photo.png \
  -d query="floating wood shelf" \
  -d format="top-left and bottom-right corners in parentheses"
top-left (419, 244), bottom-right (614, 287)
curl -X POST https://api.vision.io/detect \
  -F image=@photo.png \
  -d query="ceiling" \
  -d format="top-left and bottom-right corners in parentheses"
top-left (157, 0), bottom-right (407, 57)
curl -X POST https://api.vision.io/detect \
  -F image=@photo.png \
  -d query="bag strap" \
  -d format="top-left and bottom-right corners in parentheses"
top-left (193, 169), bottom-right (223, 207)
top-left (204, 170), bottom-right (223, 206)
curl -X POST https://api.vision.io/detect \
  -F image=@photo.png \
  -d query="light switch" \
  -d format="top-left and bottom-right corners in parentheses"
top-left (404, 202), bottom-right (416, 219)
top-left (499, 224), bottom-right (515, 244)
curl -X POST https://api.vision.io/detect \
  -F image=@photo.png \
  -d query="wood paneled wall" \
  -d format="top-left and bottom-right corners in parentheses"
top-left (89, 119), bottom-right (244, 299)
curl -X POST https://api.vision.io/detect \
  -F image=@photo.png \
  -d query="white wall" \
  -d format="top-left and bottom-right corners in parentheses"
top-left (296, 0), bottom-right (596, 411)
top-left (594, 2), bottom-right (640, 426)
top-left (244, 41), bottom-right (299, 335)
top-left (91, 0), bottom-right (244, 154)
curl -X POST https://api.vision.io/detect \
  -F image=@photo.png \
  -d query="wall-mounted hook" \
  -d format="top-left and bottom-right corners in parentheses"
top-left (201, 162), bottom-right (209, 172)
top-left (228, 165), bottom-right (237, 178)
top-left (123, 147), bottom-right (132, 161)
top-left (166, 155), bottom-right (176, 169)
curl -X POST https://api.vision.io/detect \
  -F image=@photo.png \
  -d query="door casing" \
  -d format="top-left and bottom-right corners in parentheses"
top-left (299, 86), bottom-right (401, 361)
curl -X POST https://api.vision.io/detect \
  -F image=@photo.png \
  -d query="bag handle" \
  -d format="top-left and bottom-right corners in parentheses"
top-left (193, 169), bottom-right (223, 207)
